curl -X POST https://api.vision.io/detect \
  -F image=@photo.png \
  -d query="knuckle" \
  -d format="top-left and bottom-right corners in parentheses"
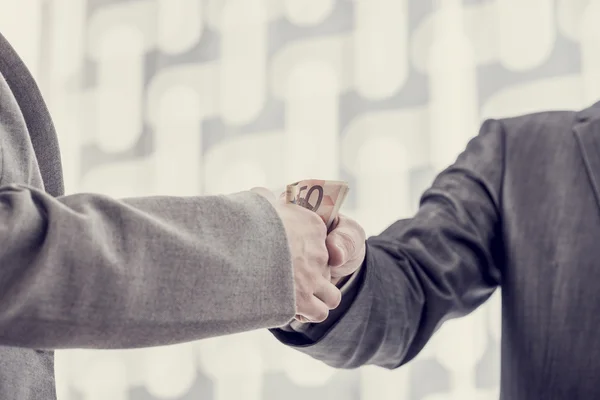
top-left (306, 209), bottom-right (322, 223)
top-left (337, 231), bottom-right (356, 254)
top-left (308, 213), bottom-right (326, 233)
top-left (329, 290), bottom-right (342, 309)
top-left (322, 266), bottom-right (332, 281)
top-left (315, 249), bottom-right (329, 266)
top-left (314, 309), bottom-right (329, 323)
top-left (358, 223), bottom-right (365, 237)
top-left (295, 288), bottom-right (312, 307)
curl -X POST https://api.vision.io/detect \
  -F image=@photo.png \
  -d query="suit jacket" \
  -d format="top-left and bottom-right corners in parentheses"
top-left (274, 103), bottom-right (600, 399)
top-left (0, 33), bottom-right (295, 399)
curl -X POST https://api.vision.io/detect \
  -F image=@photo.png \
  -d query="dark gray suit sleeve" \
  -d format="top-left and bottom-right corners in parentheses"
top-left (0, 186), bottom-right (295, 349)
top-left (271, 119), bottom-right (505, 369)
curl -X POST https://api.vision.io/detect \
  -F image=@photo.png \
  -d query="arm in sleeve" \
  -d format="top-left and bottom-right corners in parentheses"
top-left (271, 119), bottom-right (506, 369)
top-left (0, 187), bottom-right (295, 349)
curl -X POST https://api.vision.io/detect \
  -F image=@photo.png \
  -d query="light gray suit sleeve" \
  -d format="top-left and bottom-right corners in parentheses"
top-left (271, 119), bottom-right (505, 369)
top-left (0, 185), bottom-right (295, 349)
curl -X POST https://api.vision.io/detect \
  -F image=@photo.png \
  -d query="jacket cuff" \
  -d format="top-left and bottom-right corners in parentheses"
top-left (232, 191), bottom-right (296, 327)
top-left (270, 241), bottom-right (369, 344)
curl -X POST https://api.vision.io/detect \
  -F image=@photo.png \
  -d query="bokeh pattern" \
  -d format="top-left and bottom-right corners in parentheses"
top-left (1, 0), bottom-right (597, 399)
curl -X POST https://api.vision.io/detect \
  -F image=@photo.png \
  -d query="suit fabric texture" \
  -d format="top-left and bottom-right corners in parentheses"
top-left (0, 32), bottom-right (296, 399)
top-left (274, 102), bottom-right (600, 399)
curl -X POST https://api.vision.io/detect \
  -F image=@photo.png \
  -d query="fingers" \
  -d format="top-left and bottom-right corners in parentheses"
top-left (295, 279), bottom-right (341, 323)
top-left (297, 296), bottom-right (333, 323)
top-left (326, 214), bottom-right (364, 268)
top-left (314, 280), bottom-right (342, 310)
top-left (250, 187), bottom-right (276, 204)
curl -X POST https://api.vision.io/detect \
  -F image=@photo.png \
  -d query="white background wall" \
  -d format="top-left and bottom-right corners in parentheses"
top-left (0, 0), bottom-right (595, 399)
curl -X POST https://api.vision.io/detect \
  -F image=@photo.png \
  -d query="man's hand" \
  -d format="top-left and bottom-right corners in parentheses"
top-left (326, 215), bottom-right (367, 285)
top-left (251, 187), bottom-right (342, 323)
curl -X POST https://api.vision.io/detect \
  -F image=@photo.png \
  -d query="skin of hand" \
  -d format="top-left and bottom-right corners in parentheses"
top-left (325, 214), bottom-right (367, 286)
top-left (251, 187), bottom-right (342, 323)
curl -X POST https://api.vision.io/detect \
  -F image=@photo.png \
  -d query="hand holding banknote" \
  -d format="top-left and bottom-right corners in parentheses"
top-left (283, 179), bottom-right (366, 328)
top-left (251, 187), bottom-right (342, 323)
top-left (284, 179), bottom-right (363, 282)
top-left (285, 179), bottom-right (349, 231)
top-left (253, 179), bottom-right (365, 324)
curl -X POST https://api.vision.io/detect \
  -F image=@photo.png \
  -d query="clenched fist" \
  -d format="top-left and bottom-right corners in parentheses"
top-left (252, 187), bottom-right (341, 323)
top-left (326, 214), bottom-right (367, 286)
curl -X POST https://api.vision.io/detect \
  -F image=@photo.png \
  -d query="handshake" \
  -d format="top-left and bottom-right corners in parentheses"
top-left (252, 180), bottom-right (366, 324)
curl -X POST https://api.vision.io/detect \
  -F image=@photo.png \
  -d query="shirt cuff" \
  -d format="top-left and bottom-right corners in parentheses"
top-left (339, 262), bottom-right (362, 295)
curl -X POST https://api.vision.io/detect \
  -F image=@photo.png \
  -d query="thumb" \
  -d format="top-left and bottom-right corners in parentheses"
top-left (278, 191), bottom-right (287, 204)
top-left (326, 217), bottom-right (358, 268)
top-left (250, 187), bottom-right (276, 204)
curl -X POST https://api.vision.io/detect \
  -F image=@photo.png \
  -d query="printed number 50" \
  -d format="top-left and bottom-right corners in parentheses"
top-left (296, 185), bottom-right (323, 212)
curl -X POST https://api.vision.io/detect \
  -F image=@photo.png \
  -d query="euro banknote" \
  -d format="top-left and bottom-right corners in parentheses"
top-left (285, 179), bottom-right (349, 230)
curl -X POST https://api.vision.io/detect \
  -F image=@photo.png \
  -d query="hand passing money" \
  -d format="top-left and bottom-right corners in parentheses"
top-left (285, 179), bottom-right (349, 231)
top-left (284, 179), bottom-right (350, 327)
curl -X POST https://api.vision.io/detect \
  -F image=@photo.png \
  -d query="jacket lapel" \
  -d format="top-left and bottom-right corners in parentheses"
top-left (574, 101), bottom-right (600, 211)
top-left (0, 32), bottom-right (64, 197)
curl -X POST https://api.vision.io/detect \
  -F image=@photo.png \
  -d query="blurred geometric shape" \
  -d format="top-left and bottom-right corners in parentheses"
top-left (142, 344), bottom-right (197, 399)
top-left (206, 0), bottom-right (283, 30)
top-left (423, 388), bottom-right (498, 400)
top-left (580, 0), bottom-right (600, 105)
top-left (487, 291), bottom-right (502, 343)
top-left (341, 108), bottom-right (429, 176)
top-left (196, 333), bottom-right (264, 400)
top-left (94, 24), bottom-right (144, 153)
top-left (51, 100), bottom-right (84, 194)
top-left (271, 35), bottom-right (352, 99)
top-left (154, 85), bottom-right (203, 196)
top-left (355, 136), bottom-right (411, 235)
top-left (157, 0), bottom-right (203, 55)
top-left (219, 0), bottom-right (267, 125)
top-left (263, 370), bottom-right (358, 400)
top-left (146, 63), bottom-right (219, 126)
top-left (46, 0), bottom-right (87, 83)
top-left (408, 165), bottom-right (437, 218)
top-left (284, 60), bottom-right (340, 183)
top-left (431, 307), bottom-right (488, 393)
top-left (353, 0), bottom-right (409, 99)
top-left (283, 0), bottom-right (335, 26)
top-left (481, 75), bottom-right (585, 120)
top-left (557, 0), bottom-right (591, 41)
top-left (80, 158), bottom-right (155, 197)
top-left (428, 0), bottom-right (479, 172)
top-left (87, 0), bottom-right (157, 58)
top-left (197, 332), bottom-right (265, 375)
top-left (203, 131), bottom-right (283, 194)
top-left (0, 0), bottom-right (42, 79)
top-left (54, 351), bottom-right (74, 400)
top-left (356, 135), bottom-right (409, 174)
top-left (359, 365), bottom-right (410, 400)
top-left (474, 296), bottom-right (501, 392)
top-left (496, 0), bottom-right (555, 71)
top-left (211, 160), bottom-right (268, 194)
top-left (409, 357), bottom-right (451, 400)
top-left (157, 85), bottom-right (204, 123)
top-left (68, 351), bottom-right (129, 400)
top-left (411, 1), bottom-right (497, 74)
top-left (282, 348), bottom-right (336, 387)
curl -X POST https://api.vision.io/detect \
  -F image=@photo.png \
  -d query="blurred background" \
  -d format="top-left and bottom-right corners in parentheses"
top-left (0, 0), bottom-right (596, 399)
